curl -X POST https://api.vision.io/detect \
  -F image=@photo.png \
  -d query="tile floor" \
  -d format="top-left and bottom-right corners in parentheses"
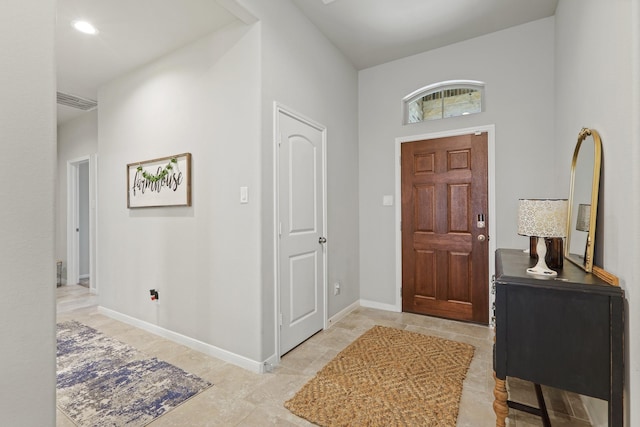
top-left (56, 284), bottom-right (593, 426)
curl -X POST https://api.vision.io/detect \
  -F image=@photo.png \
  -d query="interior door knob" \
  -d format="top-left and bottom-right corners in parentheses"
top-left (477, 234), bottom-right (486, 242)
top-left (318, 237), bottom-right (327, 244)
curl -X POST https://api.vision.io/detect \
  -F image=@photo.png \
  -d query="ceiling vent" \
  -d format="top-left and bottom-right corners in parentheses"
top-left (56, 92), bottom-right (97, 111)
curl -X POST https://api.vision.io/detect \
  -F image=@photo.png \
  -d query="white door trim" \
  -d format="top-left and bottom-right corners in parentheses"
top-left (273, 102), bottom-right (328, 362)
top-left (66, 155), bottom-right (97, 293)
top-left (395, 125), bottom-right (496, 321)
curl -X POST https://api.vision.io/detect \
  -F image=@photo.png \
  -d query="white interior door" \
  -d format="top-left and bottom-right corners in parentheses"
top-left (67, 155), bottom-right (96, 291)
top-left (277, 106), bottom-right (326, 356)
top-left (67, 162), bottom-right (80, 287)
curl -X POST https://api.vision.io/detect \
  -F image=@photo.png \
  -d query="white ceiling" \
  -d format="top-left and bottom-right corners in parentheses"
top-left (292, 0), bottom-right (558, 70)
top-left (56, 0), bottom-right (239, 124)
top-left (56, 0), bottom-right (558, 124)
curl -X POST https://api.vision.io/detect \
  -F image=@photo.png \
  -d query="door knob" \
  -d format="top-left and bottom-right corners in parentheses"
top-left (318, 237), bottom-right (327, 244)
top-left (477, 234), bottom-right (486, 242)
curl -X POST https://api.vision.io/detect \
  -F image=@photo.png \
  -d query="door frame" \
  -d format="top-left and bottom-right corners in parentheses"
top-left (395, 125), bottom-right (496, 321)
top-left (66, 155), bottom-right (97, 294)
top-left (273, 102), bottom-right (328, 362)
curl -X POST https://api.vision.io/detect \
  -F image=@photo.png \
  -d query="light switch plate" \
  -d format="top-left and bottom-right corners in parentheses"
top-left (382, 195), bottom-right (393, 206)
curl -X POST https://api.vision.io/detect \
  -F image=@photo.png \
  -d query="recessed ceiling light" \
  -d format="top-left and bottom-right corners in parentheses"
top-left (72, 20), bottom-right (98, 35)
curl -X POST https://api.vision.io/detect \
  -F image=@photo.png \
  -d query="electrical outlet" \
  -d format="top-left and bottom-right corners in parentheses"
top-left (334, 282), bottom-right (341, 296)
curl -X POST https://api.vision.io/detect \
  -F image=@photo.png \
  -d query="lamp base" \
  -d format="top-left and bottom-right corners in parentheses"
top-left (529, 236), bottom-right (563, 269)
top-left (527, 236), bottom-right (558, 277)
top-left (526, 265), bottom-right (558, 277)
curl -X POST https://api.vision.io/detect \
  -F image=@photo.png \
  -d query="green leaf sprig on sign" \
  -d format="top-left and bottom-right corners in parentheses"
top-left (137, 158), bottom-right (178, 183)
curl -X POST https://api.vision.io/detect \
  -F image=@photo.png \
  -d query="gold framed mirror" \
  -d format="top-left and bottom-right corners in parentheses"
top-left (565, 128), bottom-right (602, 272)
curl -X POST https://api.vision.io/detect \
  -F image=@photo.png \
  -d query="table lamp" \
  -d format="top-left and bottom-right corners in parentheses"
top-left (575, 204), bottom-right (591, 232)
top-left (575, 203), bottom-right (591, 262)
top-left (518, 199), bottom-right (568, 277)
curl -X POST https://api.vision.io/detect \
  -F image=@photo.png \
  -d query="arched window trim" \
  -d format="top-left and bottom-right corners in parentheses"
top-left (402, 80), bottom-right (486, 124)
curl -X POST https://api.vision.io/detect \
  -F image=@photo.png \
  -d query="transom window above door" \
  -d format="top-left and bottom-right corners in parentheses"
top-left (403, 80), bottom-right (485, 124)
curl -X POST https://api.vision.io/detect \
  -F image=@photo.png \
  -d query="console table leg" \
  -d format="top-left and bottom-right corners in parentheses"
top-left (493, 373), bottom-right (509, 427)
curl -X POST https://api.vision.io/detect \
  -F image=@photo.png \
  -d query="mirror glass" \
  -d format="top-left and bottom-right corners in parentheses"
top-left (565, 128), bottom-right (601, 272)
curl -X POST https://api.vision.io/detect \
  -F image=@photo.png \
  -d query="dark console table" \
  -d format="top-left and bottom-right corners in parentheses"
top-left (493, 249), bottom-right (624, 427)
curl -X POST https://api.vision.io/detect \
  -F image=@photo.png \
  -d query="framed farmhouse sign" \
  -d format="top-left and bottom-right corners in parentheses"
top-left (127, 153), bottom-right (191, 208)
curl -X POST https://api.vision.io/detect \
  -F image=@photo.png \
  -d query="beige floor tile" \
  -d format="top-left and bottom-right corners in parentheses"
top-left (149, 387), bottom-right (255, 426)
top-left (566, 392), bottom-right (592, 421)
top-left (165, 348), bottom-right (228, 382)
top-left (279, 341), bottom-right (327, 372)
top-left (463, 357), bottom-right (493, 395)
top-left (56, 284), bottom-right (592, 427)
top-left (236, 404), bottom-right (316, 427)
top-left (244, 371), bottom-right (310, 407)
top-left (507, 377), bottom-right (541, 408)
top-left (514, 409), bottom-right (593, 427)
top-left (312, 326), bottom-right (362, 352)
top-left (55, 409), bottom-right (75, 427)
top-left (456, 392), bottom-right (497, 427)
top-left (207, 362), bottom-right (269, 400)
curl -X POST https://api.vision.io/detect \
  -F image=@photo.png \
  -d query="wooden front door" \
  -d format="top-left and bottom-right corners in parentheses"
top-left (401, 132), bottom-right (489, 324)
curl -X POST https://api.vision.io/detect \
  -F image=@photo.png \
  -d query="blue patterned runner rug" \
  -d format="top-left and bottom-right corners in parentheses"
top-left (57, 320), bottom-right (212, 426)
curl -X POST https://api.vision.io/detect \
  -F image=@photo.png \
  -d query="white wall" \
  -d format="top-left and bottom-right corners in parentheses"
top-left (555, 0), bottom-right (638, 424)
top-left (97, 22), bottom-right (264, 361)
top-left (56, 111), bottom-right (98, 284)
top-left (358, 18), bottom-right (557, 306)
top-left (0, 0), bottom-right (56, 424)
top-left (97, 0), bottom-right (360, 365)
top-left (237, 0), bottom-right (360, 361)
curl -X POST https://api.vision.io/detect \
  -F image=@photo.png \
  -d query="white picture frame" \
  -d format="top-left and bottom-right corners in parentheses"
top-left (127, 153), bottom-right (191, 208)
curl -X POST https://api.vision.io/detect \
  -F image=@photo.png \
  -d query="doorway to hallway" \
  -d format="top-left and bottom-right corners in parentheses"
top-left (67, 156), bottom-right (96, 293)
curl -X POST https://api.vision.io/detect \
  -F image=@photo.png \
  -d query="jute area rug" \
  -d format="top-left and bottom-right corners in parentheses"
top-left (57, 320), bottom-right (212, 427)
top-left (285, 325), bottom-right (475, 427)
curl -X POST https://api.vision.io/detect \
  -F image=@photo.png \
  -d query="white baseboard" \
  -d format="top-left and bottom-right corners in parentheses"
top-left (97, 306), bottom-right (265, 373)
top-left (261, 353), bottom-right (279, 373)
top-left (359, 299), bottom-right (400, 313)
top-left (96, 300), bottom-right (401, 374)
top-left (327, 300), bottom-right (360, 327)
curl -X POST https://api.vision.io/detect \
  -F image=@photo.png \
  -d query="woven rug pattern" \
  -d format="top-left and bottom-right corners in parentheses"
top-left (57, 320), bottom-right (212, 427)
top-left (285, 325), bottom-right (475, 427)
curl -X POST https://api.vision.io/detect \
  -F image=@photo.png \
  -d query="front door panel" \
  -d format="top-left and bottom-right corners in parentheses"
top-left (401, 133), bottom-right (489, 324)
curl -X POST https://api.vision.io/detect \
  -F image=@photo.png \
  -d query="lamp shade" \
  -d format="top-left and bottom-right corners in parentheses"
top-left (576, 203), bottom-right (591, 232)
top-left (518, 199), bottom-right (568, 238)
